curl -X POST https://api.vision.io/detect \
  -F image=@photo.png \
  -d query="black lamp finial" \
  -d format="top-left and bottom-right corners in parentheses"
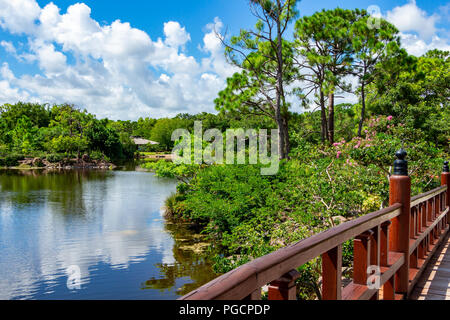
top-left (393, 148), bottom-right (408, 176)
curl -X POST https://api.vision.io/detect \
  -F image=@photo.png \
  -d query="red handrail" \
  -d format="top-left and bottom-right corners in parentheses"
top-left (180, 161), bottom-right (450, 300)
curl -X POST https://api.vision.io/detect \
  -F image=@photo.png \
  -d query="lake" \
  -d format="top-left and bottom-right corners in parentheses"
top-left (0, 169), bottom-right (216, 300)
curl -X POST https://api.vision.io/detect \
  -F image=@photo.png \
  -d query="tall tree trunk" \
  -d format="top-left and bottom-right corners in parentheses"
top-left (320, 90), bottom-right (328, 143)
top-left (275, 110), bottom-right (285, 159)
top-left (275, 7), bottom-right (288, 160)
top-left (327, 92), bottom-right (335, 144)
top-left (282, 115), bottom-right (290, 157)
top-left (357, 81), bottom-right (366, 137)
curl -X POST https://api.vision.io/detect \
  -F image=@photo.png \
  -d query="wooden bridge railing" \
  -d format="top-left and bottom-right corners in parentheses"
top-left (180, 151), bottom-right (450, 300)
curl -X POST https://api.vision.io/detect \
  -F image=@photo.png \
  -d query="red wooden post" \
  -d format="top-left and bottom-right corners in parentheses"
top-left (434, 195), bottom-right (439, 219)
top-left (322, 245), bottom-right (342, 300)
top-left (353, 231), bottom-right (373, 285)
top-left (442, 161), bottom-right (450, 226)
top-left (427, 199), bottom-right (433, 224)
top-left (268, 269), bottom-right (300, 300)
top-left (418, 240), bottom-right (425, 260)
top-left (370, 226), bottom-right (380, 266)
top-left (389, 149), bottom-right (411, 295)
top-left (380, 221), bottom-right (391, 267)
top-left (410, 207), bottom-right (416, 238)
top-left (410, 249), bottom-right (418, 269)
top-left (431, 227), bottom-right (437, 245)
top-left (421, 203), bottom-right (426, 232)
top-left (437, 194), bottom-right (441, 220)
top-left (383, 276), bottom-right (396, 300)
top-left (417, 205), bottom-right (422, 234)
top-left (426, 233), bottom-right (431, 252)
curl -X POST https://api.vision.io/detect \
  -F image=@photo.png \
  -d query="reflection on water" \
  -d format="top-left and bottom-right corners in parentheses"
top-left (0, 169), bottom-right (216, 300)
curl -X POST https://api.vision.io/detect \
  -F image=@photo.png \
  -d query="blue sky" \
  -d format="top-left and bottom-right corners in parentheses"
top-left (0, 0), bottom-right (449, 120)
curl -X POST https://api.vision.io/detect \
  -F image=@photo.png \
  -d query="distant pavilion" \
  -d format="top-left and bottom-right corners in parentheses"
top-left (131, 137), bottom-right (159, 146)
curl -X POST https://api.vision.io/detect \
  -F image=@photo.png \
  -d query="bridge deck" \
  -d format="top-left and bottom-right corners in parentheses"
top-left (411, 233), bottom-right (450, 300)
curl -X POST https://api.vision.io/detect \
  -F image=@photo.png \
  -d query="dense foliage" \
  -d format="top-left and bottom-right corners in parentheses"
top-left (142, 41), bottom-right (448, 299)
top-left (146, 112), bottom-right (447, 299)
top-left (140, 4), bottom-right (449, 299)
top-left (0, 103), bottom-right (136, 164)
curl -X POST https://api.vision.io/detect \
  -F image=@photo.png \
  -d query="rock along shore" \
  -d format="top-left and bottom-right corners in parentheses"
top-left (14, 154), bottom-right (117, 170)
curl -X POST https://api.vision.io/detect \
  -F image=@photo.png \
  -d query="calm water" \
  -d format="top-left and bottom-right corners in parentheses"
top-left (0, 169), bottom-right (215, 300)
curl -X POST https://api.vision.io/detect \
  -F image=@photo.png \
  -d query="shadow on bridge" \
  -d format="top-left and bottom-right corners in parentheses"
top-left (411, 233), bottom-right (450, 300)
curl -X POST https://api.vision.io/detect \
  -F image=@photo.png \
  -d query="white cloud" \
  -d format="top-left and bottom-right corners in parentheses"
top-left (0, 0), bottom-right (41, 34)
top-left (0, 63), bottom-right (29, 102)
top-left (0, 62), bottom-right (15, 81)
top-left (385, 0), bottom-right (449, 57)
top-left (163, 21), bottom-right (191, 49)
top-left (399, 33), bottom-right (450, 57)
top-left (386, 0), bottom-right (439, 41)
top-left (0, 0), bottom-right (233, 119)
top-left (32, 42), bottom-right (68, 74)
top-left (202, 17), bottom-right (223, 54)
top-left (200, 17), bottom-right (237, 80)
top-left (0, 41), bottom-right (16, 54)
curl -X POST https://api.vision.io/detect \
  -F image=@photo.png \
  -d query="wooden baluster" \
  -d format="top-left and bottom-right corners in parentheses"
top-left (380, 221), bottom-right (395, 300)
top-left (414, 206), bottom-right (418, 235)
top-left (432, 226), bottom-right (437, 244)
top-left (354, 231), bottom-right (373, 285)
top-left (416, 207), bottom-right (420, 234)
top-left (434, 195), bottom-right (439, 219)
top-left (389, 149), bottom-right (411, 295)
top-left (417, 204), bottom-right (422, 234)
top-left (380, 221), bottom-right (391, 267)
top-left (431, 197), bottom-right (436, 221)
top-left (438, 194), bottom-right (442, 215)
top-left (414, 207), bottom-right (419, 237)
top-left (370, 226), bottom-right (380, 267)
top-left (418, 240), bottom-right (425, 260)
top-left (434, 227), bottom-right (438, 244)
top-left (410, 249), bottom-right (418, 269)
top-left (322, 245), bottom-right (342, 300)
top-left (268, 269), bottom-right (300, 300)
top-left (444, 160), bottom-right (450, 225)
top-left (383, 276), bottom-right (396, 300)
top-left (410, 207), bottom-right (415, 238)
top-left (427, 199), bottom-right (433, 225)
top-left (421, 203), bottom-right (426, 233)
top-left (431, 225), bottom-right (434, 243)
top-left (370, 227), bottom-right (380, 300)
top-left (436, 195), bottom-right (441, 235)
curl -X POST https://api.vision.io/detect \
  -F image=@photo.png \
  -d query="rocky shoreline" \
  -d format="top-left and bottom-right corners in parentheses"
top-left (9, 154), bottom-right (117, 170)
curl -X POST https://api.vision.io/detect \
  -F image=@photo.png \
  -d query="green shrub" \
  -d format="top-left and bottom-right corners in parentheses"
top-left (3, 154), bottom-right (24, 166)
top-left (46, 153), bottom-right (64, 163)
top-left (164, 193), bottom-right (177, 218)
top-left (89, 151), bottom-right (104, 161)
